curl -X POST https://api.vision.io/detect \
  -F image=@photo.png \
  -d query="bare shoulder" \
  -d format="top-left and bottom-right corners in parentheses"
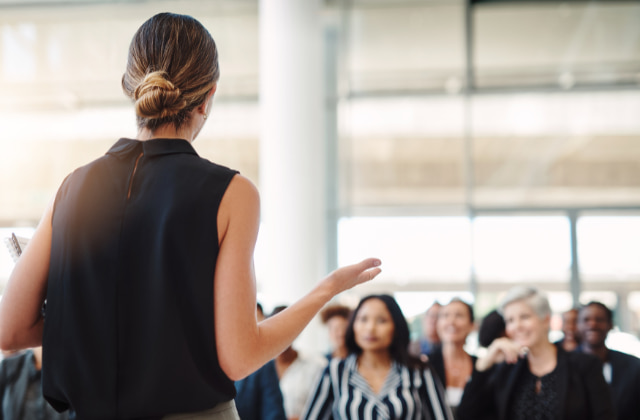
top-left (217, 174), bottom-right (260, 243)
top-left (224, 174), bottom-right (260, 207)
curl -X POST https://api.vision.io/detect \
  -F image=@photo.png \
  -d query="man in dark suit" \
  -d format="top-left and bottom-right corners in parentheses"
top-left (577, 301), bottom-right (640, 420)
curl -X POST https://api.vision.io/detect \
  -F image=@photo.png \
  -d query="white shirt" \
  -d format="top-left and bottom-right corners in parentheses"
top-left (280, 353), bottom-right (326, 418)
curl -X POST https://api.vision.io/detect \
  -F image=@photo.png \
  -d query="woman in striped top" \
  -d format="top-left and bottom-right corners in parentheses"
top-left (301, 295), bottom-right (453, 420)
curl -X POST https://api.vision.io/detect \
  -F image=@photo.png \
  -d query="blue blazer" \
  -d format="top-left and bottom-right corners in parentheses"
top-left (235, 360), bottom-right (286, 420)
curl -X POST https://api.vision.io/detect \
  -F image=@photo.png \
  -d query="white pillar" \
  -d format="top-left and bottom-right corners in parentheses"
top-left (258, 0), bottom-right (328, 352)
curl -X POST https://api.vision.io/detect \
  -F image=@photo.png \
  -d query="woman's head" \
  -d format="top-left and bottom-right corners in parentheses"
top-left (345, 295), bottom-right (411, 365)
top-left (499, 287), bottom-right (551, 319)
top-left (320, 304), bottom-right (352, 351)
top-left (499, 287), bottom-right (551, 349)
top-left (437, 298), bottom-right (474, 346)
top-left (122, 13), bottom-right (219, 131)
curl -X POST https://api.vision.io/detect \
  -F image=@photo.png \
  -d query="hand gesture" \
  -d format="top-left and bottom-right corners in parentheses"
top-left (476, 337), bottom-right (527, 371)
top-left (322, 258), bottom-right (382, 296)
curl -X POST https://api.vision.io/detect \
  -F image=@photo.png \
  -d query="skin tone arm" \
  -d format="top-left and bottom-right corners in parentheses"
top-left (0, 201), bottom-right (54, 350)
top-left (214, 174), bottom-right (381, 380)
top-left (475, 337), bottom-right (524, 372)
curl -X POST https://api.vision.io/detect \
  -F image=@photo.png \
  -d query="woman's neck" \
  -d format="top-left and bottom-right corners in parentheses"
top-left (442, 342), bottom-right (472, 388)
top-left (441, 341), bottom-right (468, 359)
top-left (275, 347), bottom-right (298, 379)
top-left (357, 349), bottom-right (392, 369)
top-left (526, 340), bottom-right (557, 377)
top-left (580, 342), bottom-right (609, 363)
top-left (137, 123), bottom-right (197, 143)
top-left (332, 346), bottom-right (348, 359)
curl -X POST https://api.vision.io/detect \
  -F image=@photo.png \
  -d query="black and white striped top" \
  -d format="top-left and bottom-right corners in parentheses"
top-left (301, 355), bottom-right (453, 420)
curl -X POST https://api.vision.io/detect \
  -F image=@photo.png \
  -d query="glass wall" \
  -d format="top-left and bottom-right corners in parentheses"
top-left (335, 0), bottom-right (640, 339)
top-left (1, 0), bottom-right (639, 341)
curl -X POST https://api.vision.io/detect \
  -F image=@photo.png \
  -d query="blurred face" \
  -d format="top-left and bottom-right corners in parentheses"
top-left (327, 315), bottom-right (349, 350)
top-left (503, 300), bottom-right (549, 349)
top-left (577, 305), bottom-right (612, 349)
top-left (561, 309), bottom-right (579, 342)
top-left (423, 304), bottom-right (441, 342)
top-left (354, 299), bottom-right (395, 353)
top-left (437, 301), bottom-right (473, 346)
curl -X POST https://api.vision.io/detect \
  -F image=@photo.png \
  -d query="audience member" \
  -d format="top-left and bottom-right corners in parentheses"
top-left (271, 306), bottom-right (326, 420)
top-left (0, 347), bottom-right (68, 419)
top-left (234, 303), bottom-right (287, 420)
top-left (302, 294), bottom-right (453, 420)
top-left (477, 309), bottom-right (506, 349)
top-left (235, 360), bottom-right (286, 420)
top-left (457, 286), bottom-right (615, 420)
top-left (556, 307), bottom-right (580, 352)
top-left (577, 301), bottom-right (640, 420)
top-left (430, 298), bottom-right (476, 417)
top-left (409, 302), bottom-right (442, 357)
top-left (319, 304), bottom-right (352, 360)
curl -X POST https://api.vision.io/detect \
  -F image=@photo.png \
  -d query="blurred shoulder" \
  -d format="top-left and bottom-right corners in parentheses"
top-left (297, 352), bottom-right (329, 371)
top-left (608, 349), bottom-right (640, 369)
top-left (0, 350), bottom-right (32, 378)
top-left (565, 348), bottom-right (603, 371)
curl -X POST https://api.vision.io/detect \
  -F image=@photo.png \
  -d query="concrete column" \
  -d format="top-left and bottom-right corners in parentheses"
top-left (258, 0), bottom-right (328, 351)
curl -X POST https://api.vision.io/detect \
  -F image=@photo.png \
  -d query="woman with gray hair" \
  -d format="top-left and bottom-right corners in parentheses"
top-left (457, 286), bottom-right (615, 420)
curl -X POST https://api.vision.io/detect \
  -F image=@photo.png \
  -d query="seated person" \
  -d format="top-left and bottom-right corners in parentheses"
top-left (0, 347), bottom-right (68, 419)
top-left (555, 308), bottom-right (580, 352)
top-left (577, 301), bottom-right (640, 420)
top-left (272, 306), bottom-right (326, 420)
top-left (319, 304), bottom-right (352, 360)
top-left (430, 298), bottom-right (477, 416)
top-left (458, 287), bottom-right (614, 420)
top-left (409, 302), bottom-right (441, 357)
top-left (235, 303), bottom-right (286, 420)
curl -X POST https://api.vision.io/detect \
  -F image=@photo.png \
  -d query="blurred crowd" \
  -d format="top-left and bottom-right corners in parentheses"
top-left (2, 288), bottom-right (638, 420)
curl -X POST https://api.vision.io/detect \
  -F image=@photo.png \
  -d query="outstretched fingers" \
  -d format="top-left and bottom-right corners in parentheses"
top-left (329, 258), bottom-right (382, 293)
top-left (356, 258), bottom-right (382, 284)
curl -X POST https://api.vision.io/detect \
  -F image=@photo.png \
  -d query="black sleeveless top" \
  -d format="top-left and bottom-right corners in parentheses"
top-left (42, 138), bottom-right (238, 419)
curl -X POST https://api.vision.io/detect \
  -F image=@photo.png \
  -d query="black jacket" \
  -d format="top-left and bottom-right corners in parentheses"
top-left (604, 349), bottom-right (640, 420)
top-left (457, 347), bottom-right (615, 420)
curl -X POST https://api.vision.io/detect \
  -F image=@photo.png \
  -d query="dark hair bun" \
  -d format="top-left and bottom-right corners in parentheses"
top-left (134, 71), bottom-right (187, 119)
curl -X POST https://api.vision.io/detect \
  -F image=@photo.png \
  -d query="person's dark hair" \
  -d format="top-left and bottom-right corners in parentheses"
top-left (446, 297), bottom-right (475, 323)
top-left (320, 304), bottom-right (352, 324)
top-left (478, 309), bottom-right (506, 348)
top-left (580, 301), bottom-right (613, 324)
top-left (122, 12), bottom-right (220, 131)
top-left (345, 294), bottom-right (423, 368)
top-left (271, 305), bottom-right (287, 317)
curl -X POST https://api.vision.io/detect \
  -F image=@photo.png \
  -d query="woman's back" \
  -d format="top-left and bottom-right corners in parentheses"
top-left (43, 138), bottom-right (238, 418)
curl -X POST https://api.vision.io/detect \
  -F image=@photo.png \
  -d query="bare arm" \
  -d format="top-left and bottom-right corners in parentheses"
top-left (214, 175), bottom-right (381, 380)
top-left (475, 337), bottom-right (524, 372)
top-left (0, 202), bottom-right (53, 351)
